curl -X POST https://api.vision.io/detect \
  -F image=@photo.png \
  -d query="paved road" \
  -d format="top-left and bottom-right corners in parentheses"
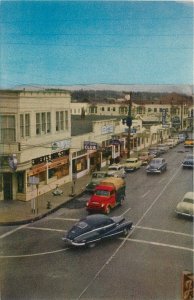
top-left (0, 143), bottom-right (193, 300)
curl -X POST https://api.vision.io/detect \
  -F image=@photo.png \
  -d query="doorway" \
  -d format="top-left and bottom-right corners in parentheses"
top-left (3, 173), bottom-right (13, 200)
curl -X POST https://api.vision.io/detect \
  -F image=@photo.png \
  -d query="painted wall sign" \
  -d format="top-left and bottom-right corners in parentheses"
top-left (101, 125), bottom-right (114, 135)
top-left (51, 139), bottom-right (71, 151)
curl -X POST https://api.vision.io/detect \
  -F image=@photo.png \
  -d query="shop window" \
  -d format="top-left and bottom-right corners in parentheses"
top-left (0, 115), bottom-right (16, 142)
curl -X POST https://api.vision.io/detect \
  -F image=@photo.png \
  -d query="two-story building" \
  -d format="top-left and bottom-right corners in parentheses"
top-left (0, 90), bottom-right (71, 201)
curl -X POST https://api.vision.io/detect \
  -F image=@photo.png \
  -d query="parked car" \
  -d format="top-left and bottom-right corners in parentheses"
top-left (86, 177), bottom-right (126, 214)
top-left (182, 154), bottom-right (194, 169)
top-left (138, 151), bottom-right (154, 165)
top-left (178, 133), bottom-right (186, 143)
top-left (62, 214), bottom-right (133, 247)
top-left (166, 139), bottom-right (176, 148)
top-left (122, 157), bottom-right (142, 172)
top-left (157, 143), bottom-right (169, 153)
top-left (85, 171), bottom-right (109, 193)
top-left (146, 158), bottom-right (167, 174)
top-left (175, 192), bottom-right (194, 218)
top-left (107, 164), bottom-right (126, 178)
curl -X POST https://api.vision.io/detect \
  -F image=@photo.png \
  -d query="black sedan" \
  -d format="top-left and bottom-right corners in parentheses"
top-left (146, 158), bottom-right (167, 174)
top-left (62, 214), bottom-right (133, 248)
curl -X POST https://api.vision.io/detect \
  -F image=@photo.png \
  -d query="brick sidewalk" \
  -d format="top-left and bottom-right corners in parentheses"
top-left (0, 173), bottom-right (91, 225)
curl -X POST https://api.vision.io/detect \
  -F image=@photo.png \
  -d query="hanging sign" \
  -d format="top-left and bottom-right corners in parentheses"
top-left (84, 141), bottom-right (98, 150)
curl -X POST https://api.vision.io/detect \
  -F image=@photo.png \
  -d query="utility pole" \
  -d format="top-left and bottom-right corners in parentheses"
top-left (122, 92), bottom-right (132, 158)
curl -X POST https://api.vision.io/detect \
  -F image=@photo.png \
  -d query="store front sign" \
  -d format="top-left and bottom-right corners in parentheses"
top-left (84, 141), bottom-right (98, 150)
top-left (101, 125), bottom-right (113, 135)
top-left (51, 139), bottom-right (71, 152)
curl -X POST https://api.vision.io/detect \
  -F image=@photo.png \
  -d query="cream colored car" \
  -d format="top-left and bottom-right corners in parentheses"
top-left (175, 192), bottom-right (194, 218)
top-left (122, 157), bottom-right (142, 172)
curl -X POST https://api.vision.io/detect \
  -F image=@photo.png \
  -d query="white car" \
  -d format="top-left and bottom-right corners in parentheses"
top-left (166, 139), bottom-right (176, 148)
top-left (107, 164), bottom-right (126, 178)
top-left (175, 192), bottom-right (194, 218)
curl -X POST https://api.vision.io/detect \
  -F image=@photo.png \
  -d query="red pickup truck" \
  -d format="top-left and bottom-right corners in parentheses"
top-left (86, 177), bottom-right (126, 214)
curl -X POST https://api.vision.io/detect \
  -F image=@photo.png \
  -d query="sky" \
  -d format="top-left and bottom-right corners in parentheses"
top-left (0, 1), bottom-right (193, 89)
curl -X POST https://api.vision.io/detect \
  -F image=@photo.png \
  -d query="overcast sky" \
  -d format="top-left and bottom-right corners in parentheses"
top-left (0, 1), bottom-right (193, 88)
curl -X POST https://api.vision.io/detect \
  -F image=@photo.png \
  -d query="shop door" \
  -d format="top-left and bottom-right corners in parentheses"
top-left (3, 173), bottom-right (13, 200)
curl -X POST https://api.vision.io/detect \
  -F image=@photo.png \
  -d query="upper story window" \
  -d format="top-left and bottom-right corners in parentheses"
top-left (56, 111), bottom-right (64, 132)
top-left (65, 111), bottom-right (68, 130)
top-left (20, 114), bottom-right (30, 138)
top-left (113, 107), bottom-right (115, 111)
top-left (107, 107), bottom-right (110, 112)
top-left (36, 112), bottom-right (51, 135)
top-left (148, 108), bottom-right (152, 112)
top-left (154, 108), bottom-right (157, 112)
top-left (101, 107), bottom-right (104, 111)
top-left (0, 115), bottom-right (16, 142)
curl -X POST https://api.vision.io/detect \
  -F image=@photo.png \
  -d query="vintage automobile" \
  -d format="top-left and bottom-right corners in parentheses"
top-left (62, 214), bottom-right (133, 247)
top-left (138, 151), bottom-right (154, 165)
top-left (175, 192), bottom-right (194, 218)
top-left (107, 164), bottom-right (126, 178)
top-left (85, 171), bottom-right (109, 193)
top-left (148, 147), bottom-right (161, 157)
top-left (146, 158), bottom-right (167, 174)
top-left (184, 138), bottom-right (194, 148)
top-left (157, 144), bottom-right (169, 153)
top-left (86, 177), bottom-right (126, 214)
top-left (122, 157), bottom-right (142, 172)
top-left (182, 154), bottom-right (194, 169)
top-left (166, 138), bottom-right (177, 148)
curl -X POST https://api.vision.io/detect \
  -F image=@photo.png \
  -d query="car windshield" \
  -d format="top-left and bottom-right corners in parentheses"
top-left (94, 190), bottom-right (110, 197)
top-left (150, 159), bottom-right (161, 166)
top-left (108, 167), bottom-right (117, 171)
top-left (92, 173), bottom-right (106, 179)
top-left (183, 198), bottom-right (194, 204)
top-left (185, 155), bottom-right (194, 160)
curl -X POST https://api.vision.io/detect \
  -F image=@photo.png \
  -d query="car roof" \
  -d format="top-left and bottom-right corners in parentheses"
top-left (183, 192), bottom-right (194, 200)
top-left (83, 214), bottom-right (112, 226)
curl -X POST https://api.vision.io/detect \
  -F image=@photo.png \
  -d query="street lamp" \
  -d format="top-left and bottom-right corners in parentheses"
top-left (122, 93), bottom-right (132, 158)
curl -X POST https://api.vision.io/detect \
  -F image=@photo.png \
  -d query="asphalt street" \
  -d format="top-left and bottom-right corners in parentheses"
top-left (0, 143), bottom-right (193, 300)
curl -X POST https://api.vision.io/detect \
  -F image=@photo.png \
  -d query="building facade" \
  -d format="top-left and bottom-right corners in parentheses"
top-left (0, 91), bottom-right (71, 201)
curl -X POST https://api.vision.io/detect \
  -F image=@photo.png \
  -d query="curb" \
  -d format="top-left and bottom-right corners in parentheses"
top-left (0, 191), bottom-right (85, 227)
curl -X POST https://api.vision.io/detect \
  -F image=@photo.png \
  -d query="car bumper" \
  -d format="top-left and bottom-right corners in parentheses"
top-left (62, 238), bottom-right (86, 247)
top-left (146, 169), bottom-right (161, 173)
top-left (182, 164), bottom-right (193, 168)
top-left (175, 210), bottom-right (194, 218)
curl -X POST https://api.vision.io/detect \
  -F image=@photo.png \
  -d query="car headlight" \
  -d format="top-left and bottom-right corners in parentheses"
top-left (86, 202), bottom-right (89, 207)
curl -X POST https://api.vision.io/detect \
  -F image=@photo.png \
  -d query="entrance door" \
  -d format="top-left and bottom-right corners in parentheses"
top-left (3, 173), bottom-right (13, 200)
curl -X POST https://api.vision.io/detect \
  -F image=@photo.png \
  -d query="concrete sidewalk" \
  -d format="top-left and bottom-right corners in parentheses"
top-left (0, 173), bottom-right (91, 226)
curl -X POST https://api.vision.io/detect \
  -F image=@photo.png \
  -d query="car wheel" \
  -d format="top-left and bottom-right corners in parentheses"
top-left (105, 206), bottom-right (111, 214)
top-left (123, 228), bottom-right (129, 236)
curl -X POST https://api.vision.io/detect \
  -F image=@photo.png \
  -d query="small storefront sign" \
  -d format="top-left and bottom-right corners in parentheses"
top-left (101, 125), bottom-right (114, 135)
top-left (84, 141), bottom-right (98, 150)
top-left (51, 139), bottom-right (71, 151)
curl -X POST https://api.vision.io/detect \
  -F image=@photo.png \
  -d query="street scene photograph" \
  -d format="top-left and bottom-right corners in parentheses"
top-left (0, 1), bottom-right (193, 300)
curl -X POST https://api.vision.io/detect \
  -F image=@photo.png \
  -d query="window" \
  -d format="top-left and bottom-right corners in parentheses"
top-left (20, 114), bottom-right (30, 138)
top-left (101, 107), bottom-right (104, 111)
top-left (36, 113), bottom-right (41, 135)
top-left (36, 112), bottom-right (51, 135)
top-left (65, 111), bottom-right (68, 130)
top-left (0, 115), bottom-right (16, 142)
top-left (56, 111), bottom-right (64, 131)
top-left (47, 112), bottom-right (51, 133)
top-left (107, 107), bottom-right (110, 111)
top-left (113, 107), bottom-right (115, 111)
top-left (148, 108), bottom-right (152, 112)
top-left (154, 108), bottom-right (157, 112)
